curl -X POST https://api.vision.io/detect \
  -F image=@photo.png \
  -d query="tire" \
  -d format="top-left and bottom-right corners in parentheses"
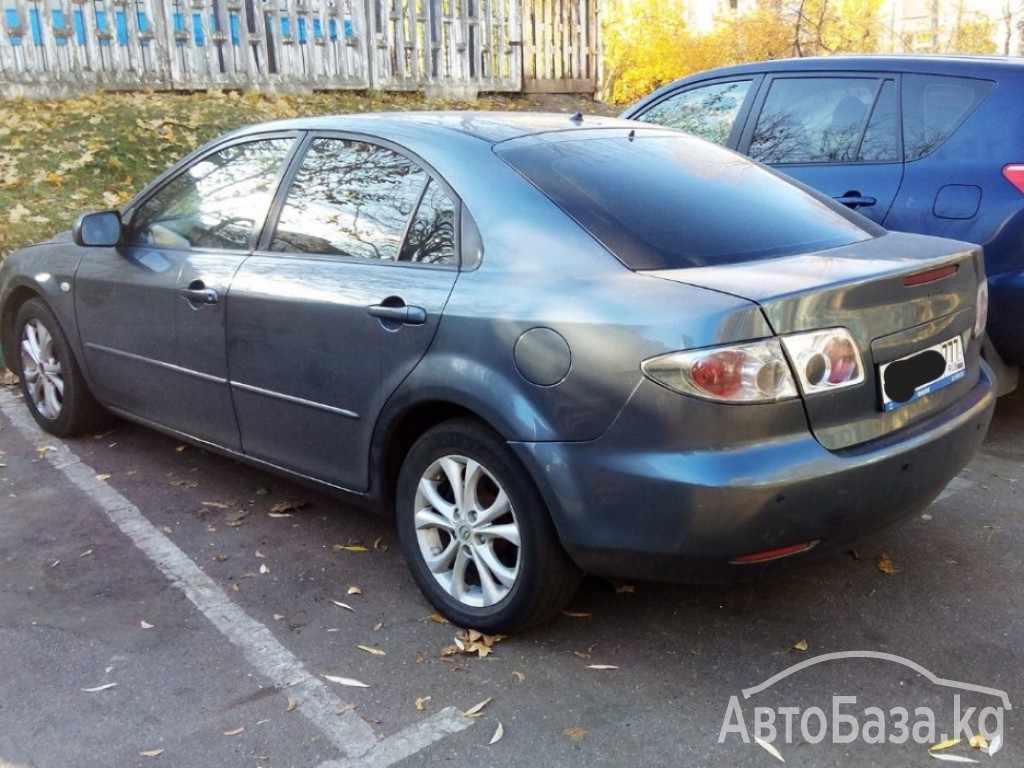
top-left (14, 298), bottom-right (109, 437)
top-left (396, 419), bottom-right (582, 633)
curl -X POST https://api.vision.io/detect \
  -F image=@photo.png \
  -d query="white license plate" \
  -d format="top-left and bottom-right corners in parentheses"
top-left (879, 335), bottom-right (966, 411)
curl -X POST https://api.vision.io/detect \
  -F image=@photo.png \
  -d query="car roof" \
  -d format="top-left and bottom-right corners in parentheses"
top-left (226, 111), bottom-right (642, 145)
top-left (678, 53), bottom-right (1024, 80)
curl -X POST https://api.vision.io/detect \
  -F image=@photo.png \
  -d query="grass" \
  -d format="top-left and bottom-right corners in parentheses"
top-left (0, 89), bottom-right (614, 259)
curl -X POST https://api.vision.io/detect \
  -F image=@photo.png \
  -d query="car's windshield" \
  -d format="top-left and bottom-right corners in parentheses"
top-left (499, 134), bottom-right (873, 270)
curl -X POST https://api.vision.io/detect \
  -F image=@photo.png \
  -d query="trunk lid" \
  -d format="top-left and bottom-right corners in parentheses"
top-left (646, 232), bottom-right (984, 450)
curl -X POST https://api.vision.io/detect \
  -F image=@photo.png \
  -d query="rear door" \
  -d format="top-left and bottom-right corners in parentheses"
top-left (738, 74), bottom-right (904, 225)
top-left (226, 135), bottom-right (461, 491)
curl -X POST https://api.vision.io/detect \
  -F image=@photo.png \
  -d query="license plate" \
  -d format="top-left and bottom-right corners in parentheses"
top-left (879, 335), bottom-right (966, 411)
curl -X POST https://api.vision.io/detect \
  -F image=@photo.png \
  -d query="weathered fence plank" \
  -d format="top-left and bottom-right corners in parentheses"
top-left (1, 0), bottom-right (531, 98)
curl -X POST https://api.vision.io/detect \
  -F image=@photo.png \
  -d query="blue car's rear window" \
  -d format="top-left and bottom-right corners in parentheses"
top-left (499, 134), bottom-right (874, 270)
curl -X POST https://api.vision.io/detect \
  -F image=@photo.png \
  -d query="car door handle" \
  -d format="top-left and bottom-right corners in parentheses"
top-left (179, 287), bottom-right (219, 305)
top-left (367, 303), bottom-right (427, 325)
top-left (835, 193), bottom-right (877, 209)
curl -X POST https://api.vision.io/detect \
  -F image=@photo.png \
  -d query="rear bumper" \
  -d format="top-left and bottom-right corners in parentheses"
top-left (511, 364), bottom-right (995, 583)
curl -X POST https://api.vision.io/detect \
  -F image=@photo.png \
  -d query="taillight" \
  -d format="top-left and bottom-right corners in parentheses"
top-left (1002, 164), bottom-right (1024, 194)
top-left (643, 329), bottom-right (865, 403)
top-left (781, 329), bottom-right (865, 395)
top-left (642, 340), bottom-right (798, 403)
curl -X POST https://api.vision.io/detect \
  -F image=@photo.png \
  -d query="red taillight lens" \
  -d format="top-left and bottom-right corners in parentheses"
top-left (690, 351), bottom-right (744, 398)
top-left (824, 336), bottom-right (859, 384)
top-left (1003, 164), bottom-right (1024, 194)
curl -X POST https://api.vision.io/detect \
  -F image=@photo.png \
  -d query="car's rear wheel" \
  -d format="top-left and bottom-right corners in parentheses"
top-left (396, 419), bottom-right (582, 633)
top-left (15, 298), bottom-right (108, 437)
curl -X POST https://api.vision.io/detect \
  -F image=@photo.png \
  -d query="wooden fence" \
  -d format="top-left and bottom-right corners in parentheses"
top-left (0, 0), bottom-right (533, 98)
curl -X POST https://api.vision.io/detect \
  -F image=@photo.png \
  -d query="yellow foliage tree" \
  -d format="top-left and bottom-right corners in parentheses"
top-left (602, 0), bottom-right (692, 104)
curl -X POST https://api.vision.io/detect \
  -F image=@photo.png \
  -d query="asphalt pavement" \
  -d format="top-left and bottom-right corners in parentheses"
top-left (1, 381), bottom-right (1022, 768)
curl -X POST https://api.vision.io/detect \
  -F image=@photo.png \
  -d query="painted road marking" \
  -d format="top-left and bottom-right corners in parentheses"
top-left (0, 390), bottom-right (471, 766)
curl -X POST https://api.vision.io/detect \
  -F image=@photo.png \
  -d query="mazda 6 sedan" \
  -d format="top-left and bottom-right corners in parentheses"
top-left (0, 112), bottom-right (996, 632)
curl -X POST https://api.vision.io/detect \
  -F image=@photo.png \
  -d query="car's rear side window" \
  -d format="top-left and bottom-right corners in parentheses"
top-left (901, 74), bottom-right (993, 160)
top-left (499, 135), bottom-right (872, 270)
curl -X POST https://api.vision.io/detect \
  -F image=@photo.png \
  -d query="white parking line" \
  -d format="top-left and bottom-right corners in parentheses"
top-left (0, 390), bottom-right (472, 765)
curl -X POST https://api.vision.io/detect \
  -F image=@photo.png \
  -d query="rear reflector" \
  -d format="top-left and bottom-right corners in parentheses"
top-left (903, 264), bottom-right (958, 287)
top-left (1003, 164), bottom-right (1024, 194)
top-left (729, 541), bottom-right (819, 565)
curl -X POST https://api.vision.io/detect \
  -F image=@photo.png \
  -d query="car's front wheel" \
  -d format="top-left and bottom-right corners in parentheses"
top-left (396, 419), bottom-right (582, 633)
top-left (15, 298), bottom-right (108, 437)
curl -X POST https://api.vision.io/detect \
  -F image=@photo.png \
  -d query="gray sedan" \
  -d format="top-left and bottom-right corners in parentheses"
top-left (0, 113), bottom-right (996, 632)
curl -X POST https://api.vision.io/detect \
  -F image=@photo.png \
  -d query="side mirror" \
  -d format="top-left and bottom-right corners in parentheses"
top-left (73, 211), bottom-right (123, 247)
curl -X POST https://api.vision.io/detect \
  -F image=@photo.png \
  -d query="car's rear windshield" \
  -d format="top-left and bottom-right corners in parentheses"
top-left (498, 134), bottom-right (873, 270)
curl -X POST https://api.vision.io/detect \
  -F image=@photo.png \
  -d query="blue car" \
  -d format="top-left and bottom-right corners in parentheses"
top-left (624, 55), bottom-right (1024, 393)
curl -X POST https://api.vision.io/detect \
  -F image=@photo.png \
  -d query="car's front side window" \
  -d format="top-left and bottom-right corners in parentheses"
top-left (271, 138), bottom-right (455, 264)
top-left (634, 80), bottom-right (753, 145)
top-left (750, 77), bottom-right (886, 164)
top-left (127, 139), bottom-right (294, 250)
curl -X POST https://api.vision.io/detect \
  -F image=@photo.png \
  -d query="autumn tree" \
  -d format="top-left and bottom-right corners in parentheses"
top-left (601, 0), bottom-right (692, 104)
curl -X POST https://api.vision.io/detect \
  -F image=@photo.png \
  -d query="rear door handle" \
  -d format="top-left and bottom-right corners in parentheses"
top-left (835, 192), bottom-right (877, 209)
top-left (179, 287), bottom-right (219, 305)
top-left (367, 303), bottom-right (427, 325)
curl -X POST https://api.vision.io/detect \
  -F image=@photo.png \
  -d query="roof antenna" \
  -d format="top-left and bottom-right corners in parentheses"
top-left (569, 111), bottom-right (584, 125)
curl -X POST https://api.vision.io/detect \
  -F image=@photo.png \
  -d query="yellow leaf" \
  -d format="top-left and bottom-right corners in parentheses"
top-left (793, 639), bottom-right (809, 651)
top-left (969, 734), bottom-right (988, 750)
top-left (461, 696), bottom-right (492, 718)
top-left (357, 645), bottom-right (385, 656)
top-left (347, 586), bottom-right (363, 595)
top-left (223, 726), bottom-right (245, 736)
top-left (930, 738), bottom-right (962, 752)
top-left (139, 749), bottom-right (164, 757)
top-left (95, 473), bottom-right (111, 482)
top-left (286, 697), bottom-right (297, 712)
top-left (426, 612), bottom-right (450, 624)
top-left (45, 171), bottom-right (65, 186)
top-left (415, 696), bottom-right (431, 711)
top-left (562, 611), bottom-right (592, 618)
top-left (876, 553), bottom-right (902, 575)
top-left (336, 545), bottom-right (368, 553)
top-left (323, 674), bottom-right (369, 688)
top-left (489, 722), bottom-right (504, 745)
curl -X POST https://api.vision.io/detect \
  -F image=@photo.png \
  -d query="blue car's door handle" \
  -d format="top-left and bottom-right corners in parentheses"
top-left (835, 193), bottom-right (877, 209)
top-left (367, 303), bottom-right (427, 325)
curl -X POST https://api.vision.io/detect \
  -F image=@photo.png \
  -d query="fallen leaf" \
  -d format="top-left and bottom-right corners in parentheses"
top-left (95, 473), bottom-right (111, 482)
top-left (139, 749), bottom-right (164, 757)
top-left (337, 702), bottom-right (357, 715)
top-left (876, 553), bottom-right (902, 575)
top-left (50, 560), bottom-right (61, 568)
top-left (79, 549), bottom-right (93, 558)
top-left (462, 696), bottom-right (492, 717)
top-left (268, 512), bottom-right (293, 518)
top-left (562, 610), bottom-right (592, 618)
top-left (489, 721), bottom-right (504, 745)
top-left (81, 682), bottom-right (117, 692)
top-left (563, 726), bottom-right (587, 742)
top-left (357, 645), bottom-right (385, 656)
top-left (335, 545), bottom-right (369, 553)
top-left (323, 675), bottom-right (370, 688)
top-left (373, 537), bottom-right (389, 551)
top-left (988, 732), bottom-right (1003, 755)
top-left (511, 670), bottom-right (526, 683)
top-left (213, 554), bottom-right (229, 562)
top-left (969, 734), bottom-right (988, 750)
top-left (259, 563), bottom-right (269, 574)
top-left (614, 583), bottom-right (635, 594)
top-left (286, 697), bottom-right (297, 712)
top-left (929, 755), bottom-right (979, 764)
top-left (273, 614), bottom-right (285, 621)
top-left (331, 600), bottom-right (355, 612)
top-left (754, 735), bottom-right (785, 762)
top-left (930, 738), bottom-right (962, 752)
top-left (140, 620), bottom-right (154, 629)
top-left (415, 696), bottom-right (431, 711)
top-left (374, 622), bottom-right (384, 632)
top-left (223, 726), bottom-right (245, 736)
top-left (414, 651), bottom-right (426, 663)
top-left (200, 501), bottom-right (232, 509)
top-left (586, 664), bottom-right (619, 670)
top-left (347, 586), bottom-right (363, 595)
top-left (271, 500), bottom-right (308, 513)
top-left (174, 444), bottom-right (188, 452)
top-left (793, 639), bottom-right (809, 651)
top-left (426, 612), bottom-right (450, 624)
